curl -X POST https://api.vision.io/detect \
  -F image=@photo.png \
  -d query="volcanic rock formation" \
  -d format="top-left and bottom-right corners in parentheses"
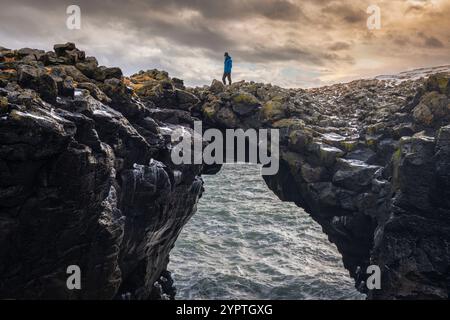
top-left (1, 43), bottom-right (450, 299)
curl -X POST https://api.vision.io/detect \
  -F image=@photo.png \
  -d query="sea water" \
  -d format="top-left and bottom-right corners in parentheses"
top-left (170, 164), bottom-right (365, 300)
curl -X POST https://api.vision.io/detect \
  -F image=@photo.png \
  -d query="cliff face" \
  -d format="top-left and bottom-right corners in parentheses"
top-left (130, 68), bottom-right (450, 299)
top-left (1, 43), bottom-right (450, 299)
top-left (0, 44), bottom-right (205, 299)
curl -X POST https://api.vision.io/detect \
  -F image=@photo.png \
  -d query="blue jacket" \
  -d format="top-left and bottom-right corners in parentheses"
top-left (224, 56), bottom-right (233, 73)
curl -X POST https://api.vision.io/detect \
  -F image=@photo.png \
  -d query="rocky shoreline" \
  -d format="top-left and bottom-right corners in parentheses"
top-left (1, 43), bottom-right (449, 299)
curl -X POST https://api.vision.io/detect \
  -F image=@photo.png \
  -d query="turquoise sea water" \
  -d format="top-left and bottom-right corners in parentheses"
top-left (170, 164), bottom-right (365, 300)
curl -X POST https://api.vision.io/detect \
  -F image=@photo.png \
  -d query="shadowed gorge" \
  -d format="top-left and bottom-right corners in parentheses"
top-left (1, 43), bottom-right (450, 299)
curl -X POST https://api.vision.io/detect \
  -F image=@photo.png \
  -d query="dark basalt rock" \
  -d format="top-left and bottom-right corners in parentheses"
top-left (230, 92), bottom-right (261, 116)
top-left (54, 42), bottom-right (77, 56)
top-left (1, 43), bottom-right (450, 300)
top-left (175, 72), bottom-right (450, 300)
top-left (0, 44), bottom-right (205, 300)
top-left (75, 57), bottom-right (99, 78)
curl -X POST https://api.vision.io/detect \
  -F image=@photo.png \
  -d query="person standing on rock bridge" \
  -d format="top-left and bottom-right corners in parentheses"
top-left (222, 52), bottom-right (233, 85)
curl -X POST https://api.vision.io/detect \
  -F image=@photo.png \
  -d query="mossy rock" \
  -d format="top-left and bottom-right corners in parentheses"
top-left (210, 79), bottom-right (225, 94)
top-left (9, 109), bottom-right (24, 121)
top-left (318, 144), bottom-right (345, 167)
top-left (132, 70), bottom-right (170, 82)
top-left (231, 92), bottom-right (261, 116)
top-left (232, 92), bottom-right (258, 105)
top-left (437, 77), bottom-right (449, 94)
top-left (413, 91), bottom-right (449, 125)
top-left (135, 82), bottom-right (163, 98)
top-left (202, 102), bottom-right (219, 120)
top-left (280, 150), bottom-right (303, 175)
top-left (340, 140), bottom-right (359, 152)
top-left (262, 99), bottom-right (286, 122)
top-left (0, 96), bottom-right (8, 114)
top-left (272, 118), bottom-right (305, 130)
top-left (288, 129), bottom-right (313, 152)
top-left (243, 83), bottom-right (259, 96)
top-left (426, 74), bottom-right (450, 94)
top-left (366, 123), bottom-right (384, 135)
top-left (128, 70), bottom-right (173, 96)
top-left (365, 135), bottom-right (379, 149)
top-left (217, 105), bottom-right (240, 128)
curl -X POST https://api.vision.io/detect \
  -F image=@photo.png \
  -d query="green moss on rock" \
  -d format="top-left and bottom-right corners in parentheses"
top-left (272, 118), bottom-right (305, 130)
top-left (0, 96), bottom-right (8, 114)
top-left (262, 99), bottom-right (286, 122)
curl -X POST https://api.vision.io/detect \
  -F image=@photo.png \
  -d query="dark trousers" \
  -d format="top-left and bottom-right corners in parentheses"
top-left (222, 72), bottom-right (232, 85)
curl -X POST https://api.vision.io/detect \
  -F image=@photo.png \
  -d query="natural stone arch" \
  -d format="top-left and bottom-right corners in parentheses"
top-left (1, 43), bottom-right (450, 300)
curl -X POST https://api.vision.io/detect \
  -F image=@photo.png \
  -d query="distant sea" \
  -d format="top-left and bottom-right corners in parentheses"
top-left (170, 164), bottom-right (365, 300)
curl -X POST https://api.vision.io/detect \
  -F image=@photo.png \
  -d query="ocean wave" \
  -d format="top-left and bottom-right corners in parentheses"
top-left (170, 164), bottom-right (365, 300)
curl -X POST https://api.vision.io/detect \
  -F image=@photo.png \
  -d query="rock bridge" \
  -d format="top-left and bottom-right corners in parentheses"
top-left (1, 43), bottom-right (450, 299)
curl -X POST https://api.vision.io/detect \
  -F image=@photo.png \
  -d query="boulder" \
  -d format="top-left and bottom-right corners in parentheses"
top-left (40, 51), bottom-right (66, 65)
top-left (92, 66), bottom-right (107, 82)
top-left (216, 105), bottom-right (240, 128)
top-left (210, 79), bottom-right (225, 94)
top-left (300, 162), bottom-right (329, 183)
top-left (17, 65), bottom-right (58, 103)
top-left (38, 73), bottom-right (58, 103)
top-left (230, 92), bottom-right (261, 116)
top-left (54, 42), bottom-right (76, 56)
top-left (75, 57), bottom-right (99, 78)
top-left (17, 64), bottom-right (40, 87)
top-left (333, 159), bottom-right (381, 192)
top-left (172, 78), bottom-right (185, 90)
top-left (425, 74), bottom-right (450, 95)
top-left (93, 66), bottom-right (123, 81)
top-left (49, 65), bottom-right (91, 83)
top-left (289, 129), bottom-right (313, 152)
top-left (175, 89), bottom-right (200, 110)
top-left (17, 48), bottom-right (45, 59)
top-left (104, 67), bottom-right (123, 80)
top-left (202, 101), bottom-right (219, 121)
top-left (392, 122), bottom-right (415, 138)
top-left (413, 91), bottom-right (449, 125)
top-left (77, 82), bottom-right (112, 104)
top-left (309, 142), bottom-right (345, 167)
top-left (99, 78), bottom-right (133, 108)
top-left (47, 72), bottom-right (72, 98)
top-left (59, 48), bottom-right (85, 64)
top-left (272, 118), bottom-right (305, 130)
top-left (262, 98), bottom-right (286, 122)
top-left (345, 148), bottom-right (377, 164)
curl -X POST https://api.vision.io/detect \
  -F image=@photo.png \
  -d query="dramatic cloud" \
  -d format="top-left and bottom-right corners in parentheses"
top-left (328, 42), bottom-right (352, 51)
top-left (0, 0), bottom-right (449, 87)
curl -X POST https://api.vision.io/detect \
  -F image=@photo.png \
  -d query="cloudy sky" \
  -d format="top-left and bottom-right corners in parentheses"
top-left (1, 0), bottom-right (449, 87)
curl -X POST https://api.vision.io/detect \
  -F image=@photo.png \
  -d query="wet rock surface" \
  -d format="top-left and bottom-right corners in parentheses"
top-left (0, 44), bottom-right (204, 299)
top-left (1, 43), bottom-right (450, 299)
top-left (166, 73), bottom-right (450, 299)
